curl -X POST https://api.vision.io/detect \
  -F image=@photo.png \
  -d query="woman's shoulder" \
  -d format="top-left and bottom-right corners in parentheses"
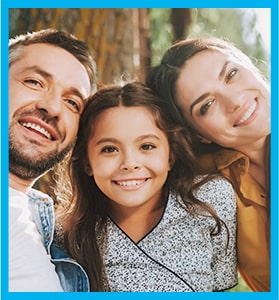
top-left (197, 149), bottom-right (244, 173)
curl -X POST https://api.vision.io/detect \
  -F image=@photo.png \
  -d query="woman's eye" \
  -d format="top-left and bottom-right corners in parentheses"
top-left (200, 100), bottom-right (213, 115)
top-left (141, 144), bottom-right (155, 151)
top-left (226, 68), bottom-right (238, 82)
top-left (101, 146), bottom-right (118, 153)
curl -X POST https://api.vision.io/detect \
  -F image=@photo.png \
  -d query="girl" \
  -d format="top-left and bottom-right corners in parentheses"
top-left (58, 81), bottom-right (237, 291)
top-left (146, 37), bottom-right (270, 291)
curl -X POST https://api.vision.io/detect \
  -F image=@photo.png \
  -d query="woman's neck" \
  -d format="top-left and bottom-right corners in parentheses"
top-left (236, 136), bottom-right (269, 190)
top-left (236, 136), bottom-right (267, 167)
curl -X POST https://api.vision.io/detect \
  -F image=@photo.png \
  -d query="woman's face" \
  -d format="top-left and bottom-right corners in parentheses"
top-left (176, 50), bottom-right (270, 150)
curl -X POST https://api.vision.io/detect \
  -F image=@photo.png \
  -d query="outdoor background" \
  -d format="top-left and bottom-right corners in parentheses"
top-left (9, 8), bottom-right (270, 292)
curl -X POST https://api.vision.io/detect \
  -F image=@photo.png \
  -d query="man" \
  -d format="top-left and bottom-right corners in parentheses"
top-left (9, 29), bottom-right (96, 291)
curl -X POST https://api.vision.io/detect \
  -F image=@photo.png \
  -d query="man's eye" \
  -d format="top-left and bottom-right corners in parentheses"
top-left (66, 99), bottom-right (81, 112)
top-left (24, 79), bottom-right (43, 88)
top-left (200, 100), bottom-right (213, 115)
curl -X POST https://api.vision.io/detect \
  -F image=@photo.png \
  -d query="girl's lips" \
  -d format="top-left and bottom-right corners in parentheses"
top-left (114, 178), bottom-right (148, 187)
top-left (113, 178), bottom-right (150, 191)
top-left (233, 100), bottom-right (257, 127)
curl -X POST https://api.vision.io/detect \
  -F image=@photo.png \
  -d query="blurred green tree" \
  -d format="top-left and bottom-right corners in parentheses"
top-left (150, 8), bottom-right (269, 78)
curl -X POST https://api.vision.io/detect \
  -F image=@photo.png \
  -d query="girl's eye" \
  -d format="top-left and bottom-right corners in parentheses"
top-left (101, 146), bottom-right (118, 153)
top-left (200, 100), bottom-right (214, 115)
top-left (141, 144), bottom-right (156, 151)
top-left (226, 68), bottom-right (238, 82)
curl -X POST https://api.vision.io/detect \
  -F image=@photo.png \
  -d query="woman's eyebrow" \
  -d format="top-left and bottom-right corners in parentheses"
top-left (218, 61), bottom-right (230, 80)
top-left (190, 93), bottom-right (210, 116)
top-left (189, 61), bottom-right (230, 116)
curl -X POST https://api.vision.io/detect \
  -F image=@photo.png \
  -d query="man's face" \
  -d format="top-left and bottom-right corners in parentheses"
top-left (9, 43), bottom-right (91, 179)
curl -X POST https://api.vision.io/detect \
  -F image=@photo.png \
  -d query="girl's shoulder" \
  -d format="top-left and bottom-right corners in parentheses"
top-left (193, 175), bottom-right (236, 218)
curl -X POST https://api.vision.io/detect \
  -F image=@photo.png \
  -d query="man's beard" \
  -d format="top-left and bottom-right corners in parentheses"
top-left (9, 139), bottom-right (74, 180)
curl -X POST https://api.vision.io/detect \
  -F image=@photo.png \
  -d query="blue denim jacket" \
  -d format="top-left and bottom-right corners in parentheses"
top-left (27, 188), bottom-right (90, 292)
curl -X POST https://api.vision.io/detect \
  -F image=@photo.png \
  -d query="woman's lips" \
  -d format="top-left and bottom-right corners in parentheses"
top-left (234, 100), bottom-right (257, 127)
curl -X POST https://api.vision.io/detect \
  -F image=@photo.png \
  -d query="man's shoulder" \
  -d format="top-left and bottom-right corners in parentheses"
top-left (27, 188), bottom-right (54, 206)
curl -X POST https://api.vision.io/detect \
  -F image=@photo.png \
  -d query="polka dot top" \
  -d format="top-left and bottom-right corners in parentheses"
top-left (98, 176), bottom-right (238, 291)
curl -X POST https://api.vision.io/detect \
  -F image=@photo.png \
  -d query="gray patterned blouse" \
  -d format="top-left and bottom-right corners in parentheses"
top-left (98, 176), bottom-right (238, 292)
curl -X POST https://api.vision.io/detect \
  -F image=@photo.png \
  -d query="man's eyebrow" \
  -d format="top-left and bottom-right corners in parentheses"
top-left (21, 65), bottom-right (53, 79)
top-left (69, 87), bottom-right (85, 101)
top-left (22, 65), bottom-right (85, 100)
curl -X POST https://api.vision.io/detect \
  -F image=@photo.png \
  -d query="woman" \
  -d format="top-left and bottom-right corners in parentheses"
top-left (146, 37), bottom-right (270, 291)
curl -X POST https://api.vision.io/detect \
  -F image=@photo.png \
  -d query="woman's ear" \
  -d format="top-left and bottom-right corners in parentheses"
top-left (168, 152), bottom-right (176, 171)
top-left (197, 135), bottom-right (212, 144)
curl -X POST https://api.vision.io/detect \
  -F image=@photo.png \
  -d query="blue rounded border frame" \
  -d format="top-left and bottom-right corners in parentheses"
top-left (1, 2), bottom-right (278, 300)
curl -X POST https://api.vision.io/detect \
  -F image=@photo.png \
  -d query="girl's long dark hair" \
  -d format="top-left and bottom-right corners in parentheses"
top-left (57, 81), bottom-right (227, 291)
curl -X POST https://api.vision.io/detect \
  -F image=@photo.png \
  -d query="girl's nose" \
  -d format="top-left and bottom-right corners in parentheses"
top-left (120, 152), bottom-right (141, 171)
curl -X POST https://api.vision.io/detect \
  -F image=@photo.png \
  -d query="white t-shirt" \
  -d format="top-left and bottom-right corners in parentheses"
top-left (9, 187), bottom-right (63, 292)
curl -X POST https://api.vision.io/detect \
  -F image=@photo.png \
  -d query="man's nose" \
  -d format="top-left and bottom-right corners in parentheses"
top-left (35, 90), bottom-right (62, 119)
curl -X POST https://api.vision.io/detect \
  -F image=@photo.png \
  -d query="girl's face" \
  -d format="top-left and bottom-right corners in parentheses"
top-left (87, 106), bottom-right (172, 212)
top-left (176, 50), bottom-right (270, 150)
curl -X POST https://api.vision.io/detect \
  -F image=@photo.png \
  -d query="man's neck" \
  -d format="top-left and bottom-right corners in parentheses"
top-left (9, 172), bottom-right (35, 193)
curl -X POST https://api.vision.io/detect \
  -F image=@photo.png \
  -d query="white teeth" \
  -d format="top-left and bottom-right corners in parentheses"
top-left (116, 180), bottom-right (144, 186)
top-left (21, 122), bottom-right (52, 140)
top-left (236, 102), bottom-right (257, 125)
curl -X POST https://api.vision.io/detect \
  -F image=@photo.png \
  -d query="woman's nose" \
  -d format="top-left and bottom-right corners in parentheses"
top-left (225, 92), bottom-right (244, 113)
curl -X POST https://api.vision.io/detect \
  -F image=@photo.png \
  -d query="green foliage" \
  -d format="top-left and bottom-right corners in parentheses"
top-left (149, 8), bottom-right (172, 65)
top-left (150, 8), bottom-right (269, 78)
top-left (226, 272), bottom-right (252, 292)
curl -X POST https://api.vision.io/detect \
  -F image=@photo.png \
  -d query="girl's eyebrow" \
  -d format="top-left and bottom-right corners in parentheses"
top-left (95, 134), bottom-right (160, 146)
top-left (95, 137), bottom-right (118, 146)
top-left (189, 61), bottom-right (230, 116)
